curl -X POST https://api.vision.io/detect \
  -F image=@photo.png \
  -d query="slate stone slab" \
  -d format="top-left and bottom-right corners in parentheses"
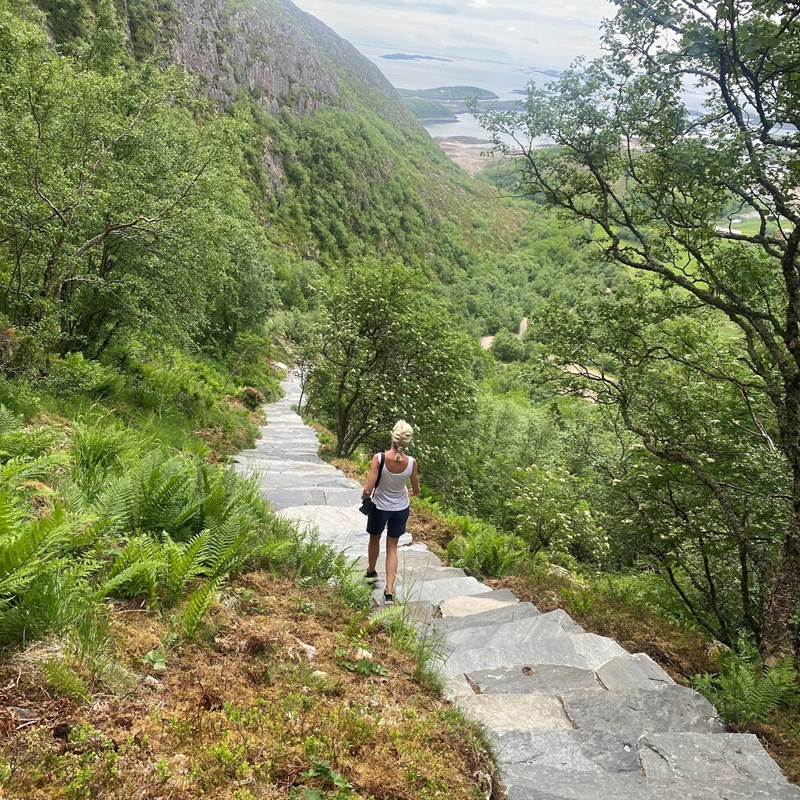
top-left (455, 694), bottom-right (573, 732)
top-left (433, 602), bottom-right (542, 636)
top-left (493, 729), bottom-right (641, 774)
top-left (466, 663), bottom-right (602, 695)
top-left (596, 653), bottom-right (676, 691)
top-left (443, 608), bottom-right (585, 651)
top-left (438, 589), bottom-right (520, 617)
top-left (441, 632), bottom-right (629, 676)
top-left (561, 685), bottom-right (726, 736)
top-left (279, 506), bottom-right (367, 534)
top-left (503, 770), bottom-right (800, 800)
top-left (397, 575), bottom-right (488, 605)
top-left (397, 565), bottom-right (467, 583)
top-left (264, 487), bottom-right (364, 509)
top-left (639, 733), bottom-right (790, 784)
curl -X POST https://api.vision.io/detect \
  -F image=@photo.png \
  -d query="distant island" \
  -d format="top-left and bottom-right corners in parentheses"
top-left (398, 86), bottom-right (498, 101)
top-left (397, 86), bottom-right (520, 124)
top-left (381, 53), bottom-right (453, 62)
top-left (525, 67), bottom-right (563, 78)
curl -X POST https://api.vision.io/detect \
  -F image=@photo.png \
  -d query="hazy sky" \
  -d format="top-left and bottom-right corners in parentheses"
top-left (296, 0), bottom-right (616, 68)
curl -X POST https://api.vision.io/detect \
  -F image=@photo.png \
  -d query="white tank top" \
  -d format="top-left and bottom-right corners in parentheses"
top-left (373, 454), bottom-right (414, 511)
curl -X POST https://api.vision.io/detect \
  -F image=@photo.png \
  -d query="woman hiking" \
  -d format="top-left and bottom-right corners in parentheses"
top-left (361, 420), bottom-right (420, 604)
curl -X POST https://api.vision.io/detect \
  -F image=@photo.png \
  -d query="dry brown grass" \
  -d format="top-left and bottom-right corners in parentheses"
top-left (0, 575), bottom-right (493, 800)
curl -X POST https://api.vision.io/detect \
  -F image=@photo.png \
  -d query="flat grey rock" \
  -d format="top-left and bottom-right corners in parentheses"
top-left (597, 653), bottom-right (675, 690)
top-left (639, 732), bottom-right (790, 784)
top-left (503, 769), bottom-right (800, 800)
top-left (466, 663), bottom-right (602, 695)
top-left (437, 588), bottom-right (520, 618)
top-left (493, 729), bottom-right (641, 774)
top-left (441, 632), bottom-right (629, 676)
top-left (397, 565), bottom-right (467, 583)
top-left (397, 575), bottom-right (488, 605)
top-left (443, 608), bottom-right (586, 650)
top-left (561, 685), bottom-right (726, 736)
top-left (432, 602), bottom-right (542, 635)
top-left (264, 486), bottom-right (363, 509)
top-left (455, 694), bottom-right (573, 732)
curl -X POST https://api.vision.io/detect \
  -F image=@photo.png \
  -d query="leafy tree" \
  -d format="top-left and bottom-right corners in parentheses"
top-left (539, 288), bottom-right (790, 645)
top-left (306, 260), bottom-right (474, 464)
top-left (0, 1), bottom-right (276, 357)
top-left (480, 0), bottom-right (800, 658)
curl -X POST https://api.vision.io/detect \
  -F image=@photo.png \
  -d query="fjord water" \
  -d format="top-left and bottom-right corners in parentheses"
top-left (357, 43), bottom-right (550, 140)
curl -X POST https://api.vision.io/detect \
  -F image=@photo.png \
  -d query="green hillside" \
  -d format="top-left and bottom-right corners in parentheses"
top-left (2, 0), bottom-right (800, 792)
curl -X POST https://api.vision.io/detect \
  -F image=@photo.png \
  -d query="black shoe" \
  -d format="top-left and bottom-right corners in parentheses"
top-left (383, 591), bottom-right (394, 605)
top-left (364, 570), bottom-right (378, 582)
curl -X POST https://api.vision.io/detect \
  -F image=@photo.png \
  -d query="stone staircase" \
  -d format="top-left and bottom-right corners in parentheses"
top-left (235, 377), bottom-right (800, 800)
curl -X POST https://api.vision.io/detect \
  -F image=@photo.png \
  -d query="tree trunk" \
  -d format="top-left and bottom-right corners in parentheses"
top-left (761, 470), bottom-right (800, 661)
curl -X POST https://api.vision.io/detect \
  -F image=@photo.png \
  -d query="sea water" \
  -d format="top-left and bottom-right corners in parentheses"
top-left (356, 43), bottom-right (552, 141)
top-left (356, 42), bottom-right (707, 142)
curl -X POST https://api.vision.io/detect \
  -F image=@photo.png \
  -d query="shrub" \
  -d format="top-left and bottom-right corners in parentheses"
top-left (239, 386), bottom-right (266, 411)
top-left (446, 524), bottom-right (525, 578)
top-left (692, 646), bottom-right (798, 729)
top-left (43, 353), bottom-right (123, 398)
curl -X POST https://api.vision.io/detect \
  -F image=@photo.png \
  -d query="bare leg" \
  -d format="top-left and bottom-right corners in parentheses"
top-left (368, 534), bottom-right (381, 574)
top-left (385, 536), bottom-right (399, 595)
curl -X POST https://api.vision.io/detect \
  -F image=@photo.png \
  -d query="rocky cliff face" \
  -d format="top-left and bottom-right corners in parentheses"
top-left (167, 0), bottom-right (412, 123)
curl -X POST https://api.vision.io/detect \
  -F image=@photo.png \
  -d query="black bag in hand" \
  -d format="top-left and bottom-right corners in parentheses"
top-left (359, 452), bottom-right (385, 515)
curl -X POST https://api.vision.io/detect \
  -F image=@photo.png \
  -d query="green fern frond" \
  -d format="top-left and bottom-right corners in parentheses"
top-left (182, 576), bottom-right (224, 638)
top-left (0, 405), bottom-right (20, 436)
top-left (95, 562), bottom-right (152, 600)
top-left (0, 505), bottom-right (70, 596)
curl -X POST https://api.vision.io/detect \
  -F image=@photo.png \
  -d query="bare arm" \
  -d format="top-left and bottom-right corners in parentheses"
top-left (362, 453), bottom-right (380, 498)
top-left (409, 459), bottom-right (420, 497)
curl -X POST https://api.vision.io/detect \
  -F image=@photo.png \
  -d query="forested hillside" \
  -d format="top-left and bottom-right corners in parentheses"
top-left (2, 0), bottom-right (800, 793)
top-left (0, 0), bottom-right (529, 795)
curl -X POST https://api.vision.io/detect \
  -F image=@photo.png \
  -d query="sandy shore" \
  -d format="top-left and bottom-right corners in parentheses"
top-left (434, 136), bottom-right (499, 176)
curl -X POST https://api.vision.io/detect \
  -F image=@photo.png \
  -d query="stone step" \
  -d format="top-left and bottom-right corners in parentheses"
top-left (559, 685), bottom-right (725, 736)
top-left (502, 767), bottom-right (800, 800)
top-left (493, 728), bottom-right (641, 775)
top-left (396, 575), bottom-right (488, 605)
top-left (254, 473), bottom-right (361, 490)
top-left (438, 588), bottom-right (520, 617)
top-left (465, 664), bottom-right (602, 695)
top-left (639, 732), bottom-right (789, 784)
top-left (452, 685), bottom-right (722, 738)
top-left (265, 486), bottom-right (363, 509)
top-left (397, 565), bottom-right (467, 583)
top-left (442, 608), bottom-right (585, 650)
top-left (456, 693), bottom-right (574, 732)
top-left (596, 653), bottom-right (675, 690)
top-left (440, 632), bottom-right (629, 676)
top-left (431, 602), bottom-right (541, 635)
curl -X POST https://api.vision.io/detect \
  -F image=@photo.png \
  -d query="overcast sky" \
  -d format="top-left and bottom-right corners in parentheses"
top-left (296, 0), bottom-right (616, 68)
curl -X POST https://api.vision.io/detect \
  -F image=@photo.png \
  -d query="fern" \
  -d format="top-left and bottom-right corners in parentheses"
top-left (693, 646), bottom-right (798, 728)
top-left (182, 576), bottom-right (224, 638)
top-left (0, 405), bottom-right (19, 437)
top-left (160, 530), bottom-right (211, 606)
top-left (103, 536), bottom-right (161, 606)
top-left (0, 503), bottom-right (71, 596)
top-left (42, 660), bottom-right (89, 701)
top-left (446, 529), bottom-right (524, 578)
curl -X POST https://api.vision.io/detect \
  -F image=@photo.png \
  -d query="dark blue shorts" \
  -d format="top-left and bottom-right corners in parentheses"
top-left (367, 505), bottom-right (410, 538)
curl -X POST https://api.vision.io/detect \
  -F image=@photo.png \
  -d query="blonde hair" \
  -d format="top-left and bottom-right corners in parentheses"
top-left (390, 420), bottom-right (414, 461)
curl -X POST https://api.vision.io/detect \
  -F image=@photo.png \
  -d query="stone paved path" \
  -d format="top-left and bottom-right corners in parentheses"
top-left (235, 377), bottom-right (800, 800)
